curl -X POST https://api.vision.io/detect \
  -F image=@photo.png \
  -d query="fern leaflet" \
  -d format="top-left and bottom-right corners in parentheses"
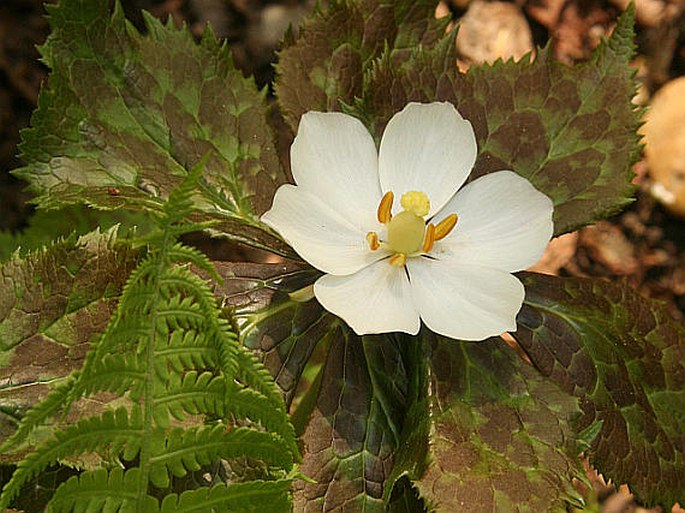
top-left (0, 165), bottom-right (298, 511)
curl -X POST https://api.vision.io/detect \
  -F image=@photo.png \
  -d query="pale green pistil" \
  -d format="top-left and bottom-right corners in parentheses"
top-left (368, 190), bottom-right (457, 267)
top-left (387, 211), bottom-right (426, 255)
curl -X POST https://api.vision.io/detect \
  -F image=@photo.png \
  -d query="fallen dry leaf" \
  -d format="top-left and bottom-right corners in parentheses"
top-left (640, 76), bottom-right (685, 217)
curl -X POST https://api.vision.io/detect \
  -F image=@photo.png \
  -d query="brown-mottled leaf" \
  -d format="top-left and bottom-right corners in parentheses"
top-left (215, 261), bottom-right (324, 405)
top-left (364, 7), bottom-right (639, 235)
top-left (401, 335), bottom-right (585, 512)
top-left (275, 0), bottom-right (447, 129)
top-left (515, 273), bottom-right (685, 507)
top-left (290, 333), bottom-right (406, 512)
top-left (16, 0), bottom-right (291, 255)
top-left (217, 262), bottom-right (421, 511)
top-left (0, 229), bottom-right (140, 458)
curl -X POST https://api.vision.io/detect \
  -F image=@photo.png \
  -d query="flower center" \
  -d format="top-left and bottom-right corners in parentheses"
top-left (387, 211), bottom-right (425, 254)
top-left (367, 190), bottom-right (458, 267)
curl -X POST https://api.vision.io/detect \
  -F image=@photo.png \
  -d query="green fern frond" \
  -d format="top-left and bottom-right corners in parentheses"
top-left (234, 348), bottom-right (287, 408)
top-left (48, 451), bottom-right (295, 513)
top-left (153, 371), bottom-right (227, 425)
top-left (1, 132), bottom-right (298, 510)
top-left (155, 296), bottom-right (207, 331)
top-left (0, 407), bottom-right (143, 508)
top-left (0, 376), bottom-right (76, 454)
top-left (79, 353), bottom-right (146, 397)
top-left (48, 468), bottom-right (156, 513)
top-left (157, 265), bottom-right (223, 321)
top-left (230, 388), bottom-right (299, 457)
top-left (166, 243), bottom-right (222, 283)
top-left (213, 324), bottom-right (242, 379)
top-left (134, 156), bottom-right (216, 250)
top-left (155, 331), bottom-right (220, 379)
top-left (1, 248), bottom-right (296, 511)
top-left (161, 157), bottom-right (207, 227)
top-left (160, 479), bottom-right (294, 513)
top-left (149, 425), bottom-right (294, 489)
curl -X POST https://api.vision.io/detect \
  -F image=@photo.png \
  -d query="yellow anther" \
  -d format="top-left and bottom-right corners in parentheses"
top-left (422, 223), bottom-right (436, 253)
top-left (366, 231), bottom-right (380, 251)
top-left (435, 214), bottom-right (458, 241)
top-left (400, 191), bottom-right (430, 217)
top-left (388, 253), bottom-right (407, 267)
top-left (377, 191), bottom-right (394, 224)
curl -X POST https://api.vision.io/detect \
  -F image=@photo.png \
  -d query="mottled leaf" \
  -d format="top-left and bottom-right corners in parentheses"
top-left (0, 206), bottom-right (152, 262)
top-left (0, 229), bottom-right (139, 351)
top-left (16, 0), bottom-right (291, 255)
top-left (515, 273), bottom-right (685, 507)
top-left (0, 229), bottom-right (140, 458)
top-left (364, 7), bottom-right (640, 235)
top-left (215, 261), bottom-right (324, 405)
top-left (217, 262), bottom-right (590, 511)
top-left (386, 478), bottom-right (427, 513)
top-left (275, 0), bottom-right (447, 129)
top-left (393, 335), bottom-right (585, 513)
top-left (217, 262), bottom-right (420, 511)
top-left (289, 333), bottom-right (406, 512)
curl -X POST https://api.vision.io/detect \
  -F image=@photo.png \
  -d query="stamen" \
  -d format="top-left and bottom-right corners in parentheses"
top-left (422, 223), bottom-right (436, 253)
top-left (388, 253), bottom-right (406, 267)
top-left (366, 231), bottom-right (380, 251)
top-left (435, 214), bottom-right (458, 241)
top-left (377, 191), bottom-right (394, 224)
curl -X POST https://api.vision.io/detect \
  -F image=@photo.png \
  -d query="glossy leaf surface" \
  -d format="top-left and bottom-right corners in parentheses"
top-left (516, 273), bottom-right (685, 507)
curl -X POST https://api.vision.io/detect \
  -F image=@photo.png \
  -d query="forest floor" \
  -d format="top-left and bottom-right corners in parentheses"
top-left (1, 0), bottom-right (684, 511)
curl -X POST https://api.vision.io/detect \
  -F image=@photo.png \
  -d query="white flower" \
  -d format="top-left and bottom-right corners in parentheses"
top-left (262, 102), bottom-right (553, 341)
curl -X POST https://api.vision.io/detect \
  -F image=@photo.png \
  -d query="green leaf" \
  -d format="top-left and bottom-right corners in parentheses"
top-left (160, 480), bottom-right (293, 513)
top-left (275, 0), bottom-right (448, 129)
top-left (0, 229), bottom-right (141, 457)
top-left (515, 272), bottom-right (685, 507)
top-left (220, 262), bottom-right (420, 510)
top-left (0, 205), bottom-right (152, 262)
top-left (49, 468), bottom-right (157, 513)
top-left (364, 7), bottom-right (640, 235)
top-left (1, 172), bottom-right (298, 510)
top-left (16, 0), bottom-right (291, 255)
top-left (393, 335), bottom-right (584, 512)
top-left (291, 332), bottom-right (410, 512)
top-left (216, 261), bottom-right (325, 405)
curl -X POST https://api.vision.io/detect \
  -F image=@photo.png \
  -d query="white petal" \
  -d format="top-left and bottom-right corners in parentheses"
top-left (262, 185), bottom-right (388, 275)
top-left (314, 262), bottom-right (420, 335)
top-left (378, 102), bottom-right (476, 216)
top-left (408, 258), bottom-right (524, 341)
top-left (434, 171), bottom-right (554, 272)
top-left (291, 111), bottom-right (381, 231)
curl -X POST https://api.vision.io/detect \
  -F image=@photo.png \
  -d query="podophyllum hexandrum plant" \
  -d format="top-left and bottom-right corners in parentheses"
top-left (0, 1), bottom-right (683, 512)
